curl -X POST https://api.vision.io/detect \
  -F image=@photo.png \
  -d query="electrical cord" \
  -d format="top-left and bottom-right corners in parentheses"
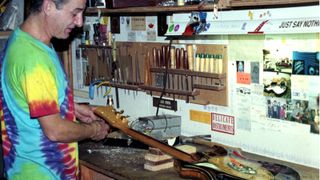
top-left (156, 39), bottom-right (173, 117)
top-left (162, 113), bottom-right (168, 132)
top-left (130, 118), bottom-right (155, 134)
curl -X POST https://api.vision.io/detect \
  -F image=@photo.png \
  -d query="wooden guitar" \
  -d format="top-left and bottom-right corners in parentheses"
top-left (94, 106), bottom-right (300, 180)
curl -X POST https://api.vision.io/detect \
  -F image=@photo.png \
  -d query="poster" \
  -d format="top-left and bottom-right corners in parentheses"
top-left (131, 16), bottom-right (146, 31)
top-left (211, 113), bottom-right (235, 135)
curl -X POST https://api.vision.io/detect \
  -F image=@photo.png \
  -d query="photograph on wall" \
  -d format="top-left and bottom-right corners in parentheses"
top-left (236, 60), bottom-right (245, 72)
top-left (263, 49), bottom-right (292, 74)
top-left (263, 72), bottom-right (291, 98)
top-left (292, 51), bottom-right (319, 76)
top-left (267, 97), bottom-right (319, 134)
top-left (287, 99), bottom-right (319, 134)
top-left (266, 97), bottom-right (287, 120)
top-left (236, 60), bottom-right (251, 85)
top-left (251, 62), bottom-right (260, 84)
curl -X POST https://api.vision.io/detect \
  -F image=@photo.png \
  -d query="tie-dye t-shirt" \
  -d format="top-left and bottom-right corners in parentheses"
top-left (0, 28), bottom-right (78, 179)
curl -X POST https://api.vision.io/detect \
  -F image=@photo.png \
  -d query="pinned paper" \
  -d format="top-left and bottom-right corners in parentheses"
top-left (237, 72), bottom-right (251, 84)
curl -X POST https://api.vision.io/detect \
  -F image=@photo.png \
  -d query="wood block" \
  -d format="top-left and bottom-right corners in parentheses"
top-left (144, 161), bottom-right (174, 171)
top-left (144, 153), bottom-right (172, 162)
top-left (175, 145), bottom-right (197, 154)
top-left (148, 147), bottom-right (165, 155)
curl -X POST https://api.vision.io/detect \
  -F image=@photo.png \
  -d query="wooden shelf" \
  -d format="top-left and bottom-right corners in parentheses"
top-left (140, 85), bottom-right (200, 96)
top-left (229, 0), bottom-right (318, 7)
top-left (150, 68), bottom-right (226, 79)
top-left (85, 4), bottom-right (218, 15)
top-left (85, 1), bottom-right (317, 15)
top-left (193, 84), bottom-right (225, 91)
top-left (79, 44), bottom-right (112, 49)
top-left (109, 82), bottom-right (140, 91)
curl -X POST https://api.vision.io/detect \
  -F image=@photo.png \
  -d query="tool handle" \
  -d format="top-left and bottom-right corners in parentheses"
top-left (161, 46), bottom-right (165, 67)
top-left (157, 49), bottom-right (162, 68)
top-left (183, 50), bottom-right (189, 70)
top-left (176, 48), bottom-right (180, 69)
top-left (152, 47), bottom-right (158, 67)
top-left (180, 48), bottom-right (185, 70)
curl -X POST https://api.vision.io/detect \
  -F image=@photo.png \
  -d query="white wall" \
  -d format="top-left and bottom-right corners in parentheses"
top-left (73, 10), bottom-right (320, 168)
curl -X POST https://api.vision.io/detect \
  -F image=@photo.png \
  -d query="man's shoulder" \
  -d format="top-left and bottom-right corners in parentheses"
top-left (7, 34), bottom-right (49, 60)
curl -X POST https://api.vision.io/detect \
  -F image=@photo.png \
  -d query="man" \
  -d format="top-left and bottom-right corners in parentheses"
top-left (0, 0), bottom-right (110, 179)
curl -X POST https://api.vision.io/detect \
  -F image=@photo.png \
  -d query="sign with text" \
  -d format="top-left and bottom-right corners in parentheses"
top-left (237, 72), bottom-right (251, 84)
top-left (153, 97), bottom-right (177, 111)
top-left (131, 16), bottom-right (146, 31)
top-left (211, 113), bottom-right (235, 135)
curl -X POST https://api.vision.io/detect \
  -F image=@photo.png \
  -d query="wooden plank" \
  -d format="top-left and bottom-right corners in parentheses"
top-left (85, 4), bottom-right (220, 15)
top-left (229, 0), bottom-right (318, 7)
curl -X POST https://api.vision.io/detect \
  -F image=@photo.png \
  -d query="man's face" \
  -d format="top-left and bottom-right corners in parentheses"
top-left (47, 0), bottom-right (86, 39)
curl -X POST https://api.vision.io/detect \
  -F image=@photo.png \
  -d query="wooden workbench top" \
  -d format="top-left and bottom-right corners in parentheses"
top-left (79, 141), bottom-right (183, 180)
top-left (79, 141), bottom-right (319, 180)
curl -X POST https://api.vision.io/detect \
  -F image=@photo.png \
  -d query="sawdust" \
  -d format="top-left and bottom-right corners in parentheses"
top-left (79, 141), bottom-right (147, 172)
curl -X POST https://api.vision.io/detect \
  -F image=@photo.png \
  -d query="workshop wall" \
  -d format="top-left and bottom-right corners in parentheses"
top-left (72, 13), bottom-right (319, 168)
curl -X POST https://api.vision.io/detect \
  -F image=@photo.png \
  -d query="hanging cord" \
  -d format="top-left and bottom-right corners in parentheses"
top-left (156, 39), bottom-right (173, 117)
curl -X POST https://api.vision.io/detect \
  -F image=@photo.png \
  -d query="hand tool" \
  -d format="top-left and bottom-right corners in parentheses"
top-left (217, 54), bottom-right (223, 74)
top-left (200, 53), bottom-right (205, 73)
top-left (128, 54), bottom-right (133, 84)
top-left (175, 48), bottom-right (180, 69)
top-left (170, 46), bottom-right (176, 69)
top-left (205, 54), bottom-right (210, 73)
top-left (166, 45), bottom-right (171, 68)
top-left (179, 48), bottom-right (185, 70)
top-left (183, 50), bottom-right (189, 70)
top-left (195, 53), bottom-right (200, 72)
top-left (152, 47), bottom-right (158, 67)
top-left (135, 51), bottom-right (141, 85)
top-left (157, 49), bottom-right (162, 68)
top-left (210, 54), bottom-right (214, 73)
top-left (162, 45), bottom-right (166, 68)
top-left (144, 52), bottom-right (152, 86)
top-left (187, 44), bottom-right (194, 70)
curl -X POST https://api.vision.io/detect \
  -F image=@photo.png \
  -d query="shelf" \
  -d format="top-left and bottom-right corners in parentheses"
top-left (150, 68), bottom-right (226, 79)
top-left (79, 44), bottom-right (112, 49)
top-left (85, 0), bottom-right (318, 16)
top-left (85, 4), bottom-right (218, 15)
top-left (229, 0), bottom-right (318, 8)
top-left (140, 85), bottom-right (200, 96)
top-left (193, 84), bottom-right (225, 91)
top-left (109, 82), bottom-right (140, 91)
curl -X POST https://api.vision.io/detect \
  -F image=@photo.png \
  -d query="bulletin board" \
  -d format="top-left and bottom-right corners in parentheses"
top-left (209, 33), bottom-right (320, 168)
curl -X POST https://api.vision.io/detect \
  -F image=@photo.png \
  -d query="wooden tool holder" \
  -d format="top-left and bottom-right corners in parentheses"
top-left (79, 44), bottom-right (113, 85)
top-left (83, 42), bottom-right (228, 106)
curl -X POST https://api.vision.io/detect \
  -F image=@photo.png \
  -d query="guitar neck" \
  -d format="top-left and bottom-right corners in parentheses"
top-left (123, 128), bottom-right (199, 163)
top-left (93, 106), bottom-right (199, 163)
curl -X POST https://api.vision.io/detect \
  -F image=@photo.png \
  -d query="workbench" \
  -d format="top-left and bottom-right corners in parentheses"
top-left (79, 141), bottom-right (183, 180)
top-left (79, 141), bottom-right (319, 180)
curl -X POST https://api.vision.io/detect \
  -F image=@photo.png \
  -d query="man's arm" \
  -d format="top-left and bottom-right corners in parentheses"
top-left (39, 113), bottom-right (110, 143)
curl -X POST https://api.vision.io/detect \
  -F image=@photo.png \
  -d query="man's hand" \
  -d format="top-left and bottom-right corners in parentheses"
top-left (90, 121), bottom-right (110, 141)
top-left (75, 103), bottom-right (100, 123)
